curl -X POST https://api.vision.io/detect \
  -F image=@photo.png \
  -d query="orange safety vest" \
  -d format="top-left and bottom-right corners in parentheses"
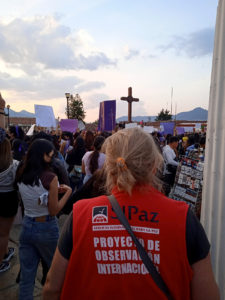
top-left (61, 186), bottom-right (193, 300)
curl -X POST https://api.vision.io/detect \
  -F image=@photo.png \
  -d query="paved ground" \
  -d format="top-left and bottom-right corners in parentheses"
top-left (0, 215), bottom-right (67, 299)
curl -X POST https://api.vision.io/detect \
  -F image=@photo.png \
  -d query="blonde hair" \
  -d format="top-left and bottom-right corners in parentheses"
top-left (105, 127), bottom-right (163, 194)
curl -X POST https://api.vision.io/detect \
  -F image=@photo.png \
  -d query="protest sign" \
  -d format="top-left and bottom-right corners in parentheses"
top-left (184, 126), bottom-right (194, 133)
top-left (176, 127), bottom-right (185, 135)
top-left (35, 105), bottom-right (56, 128)
top-left (98, 100), bottom-right (116, 131)
top-left (60, 119), bottom-right (78, 132)
top-left (143, 126), bottom-right (155, 133)
top-left (26, 124), bottom-right (36, 136)
top-left (160, 122), bottom-right (175, 135)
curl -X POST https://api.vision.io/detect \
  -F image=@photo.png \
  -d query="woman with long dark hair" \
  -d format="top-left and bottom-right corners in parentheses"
top-left (16, 139), bottom-right (72, 299)
top-left (84, 130), bottom-right (94, 152)
top-left (82, 136), bottom-right (105, 184)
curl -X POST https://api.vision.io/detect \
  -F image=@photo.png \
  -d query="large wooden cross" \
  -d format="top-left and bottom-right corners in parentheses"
top-left (120, 87), bottom-right (139, 123)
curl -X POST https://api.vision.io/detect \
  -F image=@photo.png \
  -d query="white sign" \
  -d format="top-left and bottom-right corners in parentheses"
top-left (184, 126), bottom-right (194, 133)
top-left (125, 123), bottom-right (138, 129)
top-left (26, 124), bottom-right (35, 136)
top-left (35, 105), bottom-right (56, 128)
top-left (143, 126), bottom-right (155, 133)
top-left (195, 123), bottom-right (202, 131)
top-left (78, 120), bottom-right (85, 131)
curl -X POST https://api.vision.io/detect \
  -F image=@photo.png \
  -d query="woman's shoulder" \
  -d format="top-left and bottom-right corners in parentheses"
top-left (40, 170), bottom-right (57, 190)
top-left (82, 151), bottom-right (92, 159)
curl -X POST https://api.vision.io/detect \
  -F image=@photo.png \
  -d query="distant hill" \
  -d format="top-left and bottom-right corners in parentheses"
top-left (4, 106), bottom-right (208, 122)
top-left (4, 108), bottom-right (35, 118)
top-left (116, 107), bottom-right (208, 122)
top-left (175, 107), bottom-right (208, 121)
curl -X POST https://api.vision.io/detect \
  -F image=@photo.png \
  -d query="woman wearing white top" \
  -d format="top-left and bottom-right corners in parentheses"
top-left (82, 136), bottom-right (105, 184)
top-left (16, 139), bottom-right (72, 299)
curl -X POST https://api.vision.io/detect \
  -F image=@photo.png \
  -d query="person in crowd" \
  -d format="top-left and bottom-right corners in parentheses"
top-left (84, 130), bottom-right (94, 152)
top-left (186, 135), bottom-right (196, 152)
top-left (66, 136), bottom-right (86, 191)
top-left (162, 135), bottom-right (179, 195)
top-left (9, 126), bottom-right (28, 161)
top-left (82, 136), bottom-right (105, 184)
top-left (12, 138), bottom-right (27, 161)
top-left (43, 127), bottom-right (219, 300)
top-left (16, 139), bottom-right (72, 299)
top-left (9, 125), bottom-right (25, 141)
top-left (152, 131), bottom-right (161, 153)
top-left (0, 128), bottom-right (19, 273)
top-left (31, 132), bottom-right (70, 186)
top-left (61, 168), bottom-right (107, 215)
top-left (66, 136), bottom-right (86, 173)
top-left (60, 132), bottom-right (73, 157)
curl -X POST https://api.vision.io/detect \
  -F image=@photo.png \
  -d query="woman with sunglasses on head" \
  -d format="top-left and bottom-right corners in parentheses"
top-left (43, 128), bottom-right (219, 300)
top-left (16, 138), bottom-right (72, 300)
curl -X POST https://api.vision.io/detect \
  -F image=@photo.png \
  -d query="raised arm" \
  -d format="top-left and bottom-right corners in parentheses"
top-left (48, 176), bottom-right (72, 216)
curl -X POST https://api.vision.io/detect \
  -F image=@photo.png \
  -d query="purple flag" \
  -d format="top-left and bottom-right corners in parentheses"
top-left (160, 122), bottom-right (175, 135)
top-left (176, 127), bottom-right (185, 134)
top-left (60, 119), bottom-right (78, 133)
top-left (98, 100), bottom-right (116, 131)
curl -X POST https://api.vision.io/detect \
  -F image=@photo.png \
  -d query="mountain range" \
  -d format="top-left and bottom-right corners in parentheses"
top-left (5, 107), bottom-right (208, 122)
top-left (116, 107), bottom-right (208, 122)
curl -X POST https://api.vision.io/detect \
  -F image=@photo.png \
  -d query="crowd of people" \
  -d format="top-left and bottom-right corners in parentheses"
top-left (0, 124), bottom-right (219, 299)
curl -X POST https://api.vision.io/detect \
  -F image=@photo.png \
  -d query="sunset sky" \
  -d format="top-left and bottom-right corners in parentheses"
top-left (0, 0), bottom-right (218, 122)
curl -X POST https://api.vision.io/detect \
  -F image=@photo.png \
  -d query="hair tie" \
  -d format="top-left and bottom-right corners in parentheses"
top-left (116, 157), bottom-right (127, 171)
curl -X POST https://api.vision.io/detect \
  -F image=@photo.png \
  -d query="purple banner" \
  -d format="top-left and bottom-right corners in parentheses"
top-left (160, 122), bottom-right (175, 135)
top-left (60, 119), bottom-right (78, 132)
top-left (176, 127), bottom-right (185, 135)
top-left (98, 100), bottom-right (116, 131)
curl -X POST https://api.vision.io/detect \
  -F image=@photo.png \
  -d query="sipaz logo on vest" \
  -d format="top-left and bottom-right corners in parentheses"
top-left (92, 206), bottom-right (108, 224)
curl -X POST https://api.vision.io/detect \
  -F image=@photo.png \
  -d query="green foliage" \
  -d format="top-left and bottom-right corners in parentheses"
top-left (66, 94), bottom-right (86, 121)
top-left (155, 109), bottom-right (172, 121)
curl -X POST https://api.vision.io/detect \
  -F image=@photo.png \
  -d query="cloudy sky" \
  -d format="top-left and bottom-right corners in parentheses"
top-left (0, 0), bottom-right (218, 122)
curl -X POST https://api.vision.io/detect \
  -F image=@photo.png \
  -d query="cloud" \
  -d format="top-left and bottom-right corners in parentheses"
top-left (0, 16), bottom-right (116, 74)
top-left (123, 46), bottom-right (140, 60)
top-left (77, 82), bottom-right (105, 93)
top-left (84, 93), bottom-right (111, 109)
top-left (125, 49), bottom-right (140, 60)
top-left (0, 71), bottom-right (105, 99)
top-left (160, 28), bottom-right (214, 57)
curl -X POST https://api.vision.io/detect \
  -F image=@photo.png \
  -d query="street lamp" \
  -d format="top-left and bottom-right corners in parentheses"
top-left (6, 104), bottom-right (10, 128)
top-left (65, 93), bottom-right (70, 119)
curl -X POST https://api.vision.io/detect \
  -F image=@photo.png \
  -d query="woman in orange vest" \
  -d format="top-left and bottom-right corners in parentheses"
top-left (43, 128), bottom-right (219, 300)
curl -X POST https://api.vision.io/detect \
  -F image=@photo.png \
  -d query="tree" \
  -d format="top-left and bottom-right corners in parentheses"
top-left (66, 94), bottom-right (86, 121)
top-left (155, 109), bottom-right (172, 121)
